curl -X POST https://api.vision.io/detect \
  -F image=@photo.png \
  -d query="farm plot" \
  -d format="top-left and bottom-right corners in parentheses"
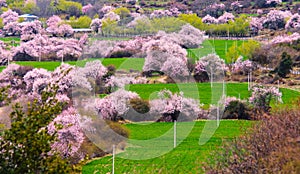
top-left (82, 120), bottom-right (253, 174)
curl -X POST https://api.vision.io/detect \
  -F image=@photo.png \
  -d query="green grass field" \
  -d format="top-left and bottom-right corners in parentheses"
top-left (127, 83), bottom-right (300, 107)
top-left (12, 58), bottom-right (144, 71)
top-left (187, 39), bottom-right (246, 60)
top-left (0, 37), bottom-right (20, 47)
top-left (82, 120), bottom-right (253, 174)
top-left (0, 39), bottom-right (248, 73)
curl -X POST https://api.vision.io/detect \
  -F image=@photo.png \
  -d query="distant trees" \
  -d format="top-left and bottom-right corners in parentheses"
top-left (179, 14), bottom-right (250, 37)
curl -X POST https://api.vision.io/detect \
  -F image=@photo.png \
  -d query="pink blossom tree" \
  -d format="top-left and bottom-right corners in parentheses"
top-left (142, 37), bottom-right (188, 79)
top-left (266, 0), bottom-right (282, 7)
top-left (193, 60), bottom-right (209, 82)
top-left (218, 12), bottom-right (235, 24)
top-left (0, 64), bottom-right (33, 101)
top-left (269, 32), bottom-right (300, 45)
top-left (204, 3), bottom-right (226, 18)
top-left (202, 15), bottom-right (218, 24)
top-left (263, 10), bottom-right (286, 30)
top-left (90, 18), bottom-right (102, 33)
top-left (1, 9), bottom-right (19, 36)
top-left (232, 56), bottom-right (257, 75)
top-left (150, 90), bottom-right (200, 122)
top-left (48, 107), bottom-right (85, 158)
top-left (95, 89), bottom-right (139, 121)
top-left (46, 15), bottom-right (73, 37)
top-left (285, 13), bottom-right (300, 32)
top-left (249, 85), bottom-right (282, 112)
top-left (3, 22), bottom-right (21, 36)
top-left (56, 24), bottom-right (74, 37)
top-left (46, 15), bottom-right (62, 35)
top-left (231, 1), bottom-right (243, 12)
top-left (103, 11), bottom-right (120, 21)
top-left (196, 54), bottom-right (227, 81)
top-left (0, 0), bottom-right (7, 7)
top-left (99, 5), bottom-right (115, 15)
top-left (20, 20), bottom-right (44, 41)
top-left (0, 9), bottom-right (18, 25)
top-left (0, 41), bottom-right (11, 65)
top-left (250, 17), bottom-right (263, 35)
top-left (82, 3), bottom-right (93, 14)
top-left (13, 35), bottom-right (85, 61)
top-left (23, 68), bottom-right (51, 93)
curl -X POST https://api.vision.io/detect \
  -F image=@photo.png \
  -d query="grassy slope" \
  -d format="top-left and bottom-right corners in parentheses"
top-left (127, 83), bottom-right (300, 107)
top-left (82, 120), bottom-right (253, 174)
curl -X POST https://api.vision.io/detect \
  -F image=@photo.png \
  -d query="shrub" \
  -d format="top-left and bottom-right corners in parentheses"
top-left (67, 16), bottom-right (92, 28)
top-left (129, 98), bottom-right (150, 114)
top-left (204, 107), bottom-right (300, 173)
top-left (223, 100), bottom-right (251, 120)
top-left (0, 86), bottom-right (72, 173)
top-left (273, 52), bottom-right (293, 78)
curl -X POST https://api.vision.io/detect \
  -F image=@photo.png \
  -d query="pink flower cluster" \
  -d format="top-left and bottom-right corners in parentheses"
top-left (0, 0), bottom-right (6, 6)
top-left (20, 20), bottom-right (44, 41)
top-left (195, 54), bottom-right (228, 78)
top-left (217, 12), bottom-right (235, 24)
top-left (99, 5), bottom-right (115, 14)
top-left (232, 57), bottom-right (256, 74)
top-left (204, 3), bottom-right (226, 18)
top-left (224, 96), bottom-right (239, 107)
top-left (249, 85), bottom-right (282, 111)
top-left (206, 3), bottom-right (226, 11)
top-left (46, 15), bottom-right (74, 37)
top-left (156, 24), bottom-right (205, 49)
top-left (194, 60), bottom-right (207, 75)
top-left (90, 18), bottom-right (102, 33)
top-left (285, 13), bottom-right (300, 31)
top-left (0, 9), bottom-right (18, 25)
top-left (126, 15), bottom-right (150, 28)
top-left (231, 1), bottom-right (243, 9)
top-left (142, 37), bottom-right (189, 78)
top-left (82, 3), bottom-right (93, 14)
top-left (12, 34), bottom-right (85, 61)
top-left (150, 90), bottom-right (200, 121)
top-left (0, 41), bottom-right (11, 65)
top-left (250, 17), bottom-right (263, 34)
top-left (103, 11), bottom-right (120, 21)
top-left (202, 12), bottom-right (235, 24)
top-left (269, 32), bottom-right (300, 45)
top-left (266, 0), bottom-right (282, 5)
top-left (202, 15), bottom-right (218, 24)
top-left (95, 89), bottom-right (139, 120)
top-left (263, 10), bottom-right (288, 30)
top-left (150, 8), bottom-right (181, 18)
top-left (48, 107), bottom-right (85, 158)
